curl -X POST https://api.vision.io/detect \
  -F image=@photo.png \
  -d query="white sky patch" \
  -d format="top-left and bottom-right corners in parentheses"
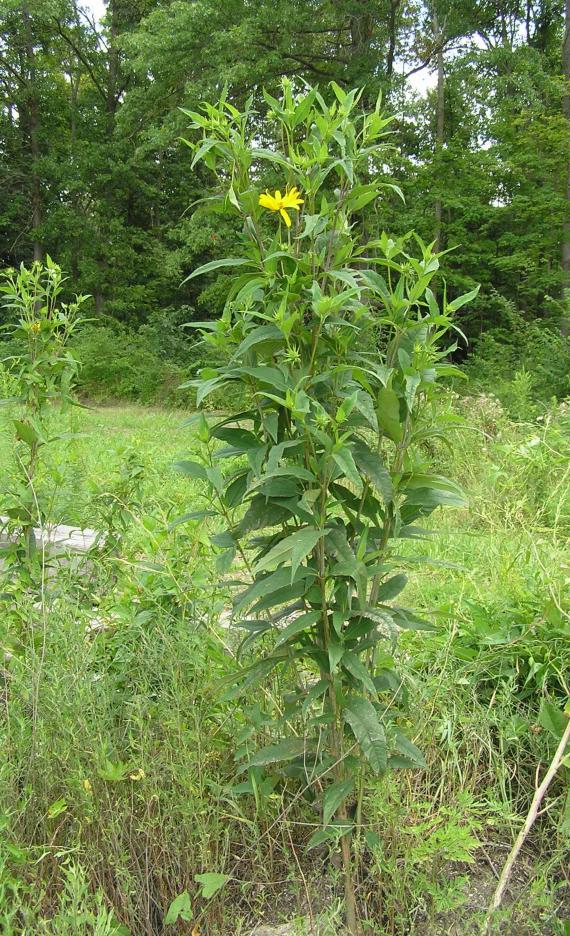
top-left (81, 0), bottom-right (106, 23)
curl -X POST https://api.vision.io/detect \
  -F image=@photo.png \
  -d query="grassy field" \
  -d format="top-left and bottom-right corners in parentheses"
top-left (0, 396), bottom-right (569, 934)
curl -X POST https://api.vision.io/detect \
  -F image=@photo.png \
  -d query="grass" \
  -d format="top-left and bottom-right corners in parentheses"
top-left (0, 395), bottom-right (569, 934)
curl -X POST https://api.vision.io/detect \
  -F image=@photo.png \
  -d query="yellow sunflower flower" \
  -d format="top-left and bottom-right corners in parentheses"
top-left (258, 186), bottom-right (304, 228)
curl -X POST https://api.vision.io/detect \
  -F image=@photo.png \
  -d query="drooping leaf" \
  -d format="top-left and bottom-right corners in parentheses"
top-left (343, 697), bottom-right (387, 774)
top-left (376, 573), bottom-right (408, 602)
top-left (391, 730), bottom-right (426, 768)
top-left (247, 737), bottom-right (307, 767)
top-left (173, 460), bottom-right (207, 481)
top-left (323, 778), bottom-right (354, 827)
top-left (332, 446), bottom-right (362, 488)
top-left (274, 611), bottom-right (321, 648)
top-left (254, 527), bottom-right (324, 579)
top-left (342, 651), bottom-right (377, 696)
top-left (538, 700), bottom-right (569, 740)
top-left (377, 387), bottom-right (402, 442)
top-left (352, 439), bottom-right (393, 504)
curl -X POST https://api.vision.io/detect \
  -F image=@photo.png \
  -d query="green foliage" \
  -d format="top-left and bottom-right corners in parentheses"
top-left (464, 294), bottom-right (570, 417)
top-left (71, 322), bottom-right (187, 406)
top-left (180, 81), bottom-right (477, 930)
top-left (1, 1), bottom-right (568, 364)
top-left (0, 258), bottom-right (86, 568)
top-left (0, 399), bottom-right (568, 933)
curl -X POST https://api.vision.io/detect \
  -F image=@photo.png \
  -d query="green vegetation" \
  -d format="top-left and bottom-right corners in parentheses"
top-left (1, 3), bottom-right (569, 933)
top-left (1, 0), bottom-right (570, 389)
top-left (181, 82), bottom-right (479, 935)
top-left (0, 396), bottom-right (568, 934)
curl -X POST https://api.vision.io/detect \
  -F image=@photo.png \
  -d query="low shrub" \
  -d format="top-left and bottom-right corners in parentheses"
top-left (72, 322), bottom-right (187, 406)
top-left (463, 292), bottom-right (570, 418)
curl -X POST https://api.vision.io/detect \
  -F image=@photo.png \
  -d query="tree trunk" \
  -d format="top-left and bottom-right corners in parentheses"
top-left (23, 4), bottom-right (43, 262)
top-left (385, 0), bottom-right (400, 80)
top-left (562, 0), bottom-right (570, 296)
top-left (433, 10), bottom-right (445, 253)
top-left (107, 0), bottom-right (120, 133)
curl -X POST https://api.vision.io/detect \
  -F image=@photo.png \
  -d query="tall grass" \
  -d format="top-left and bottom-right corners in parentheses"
top-left (0, 396), bottom-right (568, 934)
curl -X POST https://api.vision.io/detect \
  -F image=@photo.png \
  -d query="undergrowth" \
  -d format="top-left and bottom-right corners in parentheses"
top-left (0, 395), bottom-right (568, 934)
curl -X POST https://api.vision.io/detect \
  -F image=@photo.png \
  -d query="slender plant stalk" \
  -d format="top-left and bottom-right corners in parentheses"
top-left (483, 716), bottom-right (570, 933)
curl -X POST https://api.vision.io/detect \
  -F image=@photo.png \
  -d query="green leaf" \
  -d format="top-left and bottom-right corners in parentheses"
top-left (342, 652), bottom-right (377, 696)
top-left (194, 873), bottom-right (231, 900)
top-left (392, 730), bottom-right (426, 768)
top-left (323, 778), bottom-right (354, 827)
top-left (274, 611), bottom-right (321, 648)
top-left (352, 439), bottom-right (393, 504)
top-left (247, 737), bottom-right (307, 767)
top-left (538, 700), bottom-right (569, 740)
top-left (377, 388), bottom-right (402, 442)
top-left (13, 419), bottom-right (39, 447)
top-left (446, 285), bottom-right (480, 312)
top-left (376, 574), bottom-right (407, 602)
top-left (47, 797), bottom-right (67, 819)
top-left (307, 821), bottom-right (353, 849)
top-left (302, 678), bottom-right (329, 715)
top-left (173, 460), bottom-right (207, 481)
top-left (328, 633), bottom-right (344, 674)
top-left (181, 257), bottom-right (253, 284)
top-left (343, 697), bottom-right (387, 774)
top-left (332, 446), bottom-right (362, 489)
top-left (254, 527), bottom-right (324, 579)
top-left (237, 325), bottom-right (283, 356)
top-left (164, 891), bottom-right (192, 924)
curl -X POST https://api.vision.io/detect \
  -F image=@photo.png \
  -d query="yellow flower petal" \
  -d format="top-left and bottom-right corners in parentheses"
top-left (282, 188), bottom-right (304, 209)
top-left (129, 768), bottom-right (145, 781)
top-left (280, 208), bottom-right (292, 227)
top-left (259, 192), bottom-right (279, 210)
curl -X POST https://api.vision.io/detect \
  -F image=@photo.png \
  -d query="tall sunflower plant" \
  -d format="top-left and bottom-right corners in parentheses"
top-left (179, 80), bottom-right (477, 932)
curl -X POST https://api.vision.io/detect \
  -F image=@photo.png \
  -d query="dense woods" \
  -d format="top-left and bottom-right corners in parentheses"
top-left (1, 0), bottom-right (569, 342)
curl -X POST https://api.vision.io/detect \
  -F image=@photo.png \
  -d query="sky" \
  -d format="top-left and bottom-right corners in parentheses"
top-left (81, 0), bottom-right (436, 95)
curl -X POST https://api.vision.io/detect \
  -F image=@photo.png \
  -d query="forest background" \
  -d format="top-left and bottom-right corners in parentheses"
top-left (1, 0), bottom-right (570, 412)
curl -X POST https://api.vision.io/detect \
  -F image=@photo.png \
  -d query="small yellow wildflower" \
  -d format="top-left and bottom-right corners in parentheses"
top-left (258, 186), bottom-right (304, 228)
top-left (129, 768), bottom-right (145, 781)
top-left (30, 321), bottom-right (41, 334)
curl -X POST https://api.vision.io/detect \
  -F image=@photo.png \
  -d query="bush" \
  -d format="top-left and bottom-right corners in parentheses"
top-left (463, 292), bottom-right (570, 418)
top-left (72, 322), bottom-right (189, 406)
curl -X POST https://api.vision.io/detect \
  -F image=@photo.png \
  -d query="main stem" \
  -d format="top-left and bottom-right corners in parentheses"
top-left (317, 527), bottom-right (359, 935)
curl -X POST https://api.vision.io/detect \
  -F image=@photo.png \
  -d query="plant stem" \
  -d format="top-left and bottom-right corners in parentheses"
top-left (483, 716), bottom-right (570, 934)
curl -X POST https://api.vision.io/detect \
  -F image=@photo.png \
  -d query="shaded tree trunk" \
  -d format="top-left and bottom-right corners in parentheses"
top-left (386, 0), bottom-right (401, 80)
top-left (433, 10), bottom-right (445, 252)
top-left (23, 4), bottom-right (42, 261)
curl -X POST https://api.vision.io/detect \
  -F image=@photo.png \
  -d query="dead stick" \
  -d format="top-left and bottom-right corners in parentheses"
top-left (483, 715), bottom-right (570, 933)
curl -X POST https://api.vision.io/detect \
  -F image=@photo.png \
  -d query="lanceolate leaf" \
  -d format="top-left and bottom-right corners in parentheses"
top-left (377, 387), bottom-right (403, 442)
top-left (181, 257), bottom-right (254, 284)
top-left (323, 778), bottom-right (354, 827)
top-left (342, 652), bottom-right (378, 696)
top-left (352, 439), bottom-right (393, 504)
top-left (247, 737), bottom-right (307, 768)
top-left (376, 573), bottom-right (408, 602)
top-left (343, 697), bottom-right (387, 774)
top-left (173, 459), bottom-right (207, 481)
top-left (254, 527), bottom-right (324, 579)
top-left (274, 611), bottom-right (321, 648)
